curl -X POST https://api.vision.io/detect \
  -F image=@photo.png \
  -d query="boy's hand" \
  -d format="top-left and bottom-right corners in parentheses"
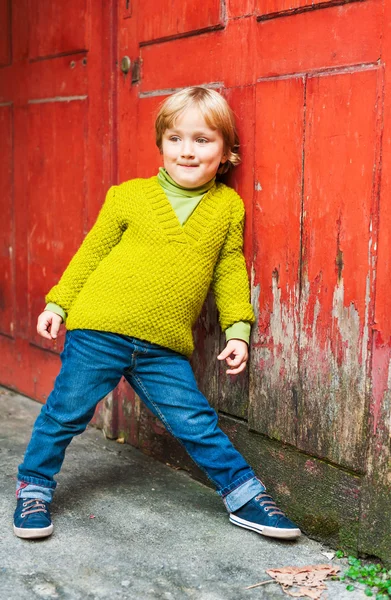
top-left (37, 311), bottom-right (63, 340)
top-left (217, 339), bottom-right (248, 375)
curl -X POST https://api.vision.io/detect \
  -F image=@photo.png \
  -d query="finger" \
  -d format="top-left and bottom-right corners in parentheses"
top-left (50, 315), bottom-right (62, 338)
top-left (226, 361), bottom-right (247, 376)
top-left (226, 353), bottom-right (246, 367)
top-left (37, 322), bottom-right (52, 340)
top-left (217, 346), bottom-right (233, 360)
top-left (225, 357), bottom-right (238, 367)
top-left (37, 316), bottom-right (55, 340)
top-left (50, 321), bottom-right (60, 339)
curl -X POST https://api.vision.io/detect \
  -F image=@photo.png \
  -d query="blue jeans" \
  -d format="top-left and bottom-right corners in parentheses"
top-left (17, 329), bottom-right (265, 512)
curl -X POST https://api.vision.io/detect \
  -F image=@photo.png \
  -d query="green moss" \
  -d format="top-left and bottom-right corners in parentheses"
top-left (338, 556), bottom-right (391, 598)
top-left (300, 513), bottom-right (340, 538)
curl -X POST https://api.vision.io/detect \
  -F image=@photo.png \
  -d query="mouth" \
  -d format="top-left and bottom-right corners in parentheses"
top-left (178, 164), bottom-right (198, 168)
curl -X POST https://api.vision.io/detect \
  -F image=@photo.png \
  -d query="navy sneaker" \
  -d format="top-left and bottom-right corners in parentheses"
top-left (13, 498), bottom-right (53, 539)
top-left (229, 493), bottom-right (301, 540)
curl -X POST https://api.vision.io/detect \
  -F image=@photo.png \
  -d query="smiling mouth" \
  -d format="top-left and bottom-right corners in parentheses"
top-left (178, 164), bottom-right (198, 168)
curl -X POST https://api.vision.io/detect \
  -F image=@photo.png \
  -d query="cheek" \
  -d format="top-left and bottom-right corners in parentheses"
top-left (207, 142), bottom-right (225, 164)
top-left (162, 146), bottom-right (175, 162)
top-left (209, 151), bottom-right (225, 166)
top-left (202, 147), bottom-right (222, 163)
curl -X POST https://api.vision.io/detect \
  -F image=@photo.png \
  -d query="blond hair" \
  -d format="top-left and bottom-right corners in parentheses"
top-left (155, 87), bottom-right (241, 175)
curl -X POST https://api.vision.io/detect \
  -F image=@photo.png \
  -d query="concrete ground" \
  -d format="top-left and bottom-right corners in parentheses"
top-left (0, 387), bottom-right (369, 600)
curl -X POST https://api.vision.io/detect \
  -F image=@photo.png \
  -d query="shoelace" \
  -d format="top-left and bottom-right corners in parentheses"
top-left (20, 499), bottom-right (48, 518)
top-left (254, 493), bottom-right (285, 517)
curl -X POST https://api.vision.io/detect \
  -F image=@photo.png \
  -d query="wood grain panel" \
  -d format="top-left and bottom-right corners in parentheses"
top-left (256, 0), bottom-right (346, 18)
top-left (192, 293), bottom-right (220, 411)
top-left (227, 0), bottom-right (254, 18)
top-left (357, 0), bottom-right (391, 562)
top-left (0, 104), bottom-right (14, 337)
top-left (0, 0), bottom-right (112, 404)
top-left (0, 0), bottom-right (11, 67)
top-left (28, 0), bottom-right (88, 60)
top-left (373, 18), bottom-right (391, 345)
top-left (140, 18), bottom-right (256, 93)
top-left (26, 100), bottom-right (87, 347)
top-left (298, 68), bottom-right (380, 471)
top-left (249, 77), bottom-right (304, 443)
top-left (139, 0), bottom-right (223, 44)
top-left (255, 0), bottom-right (382, 78)
top-left (218, 85), bottom-right (256, 419)
top-left (136, 96), bottom-right (164, 177)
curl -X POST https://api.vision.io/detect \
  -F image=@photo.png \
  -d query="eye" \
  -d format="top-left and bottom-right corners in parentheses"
top-left (196, 138), bottom-right (209, 144)
top-left (169, 135), bottom-right (180, 142)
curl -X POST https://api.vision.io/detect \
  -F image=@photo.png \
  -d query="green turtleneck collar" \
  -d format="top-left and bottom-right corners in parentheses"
top-left (157, 167), bottom-right (215, 197)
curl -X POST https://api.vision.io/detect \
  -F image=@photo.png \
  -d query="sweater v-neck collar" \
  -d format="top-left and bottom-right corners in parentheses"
top-left (144, 176), bottom-right (219, 245)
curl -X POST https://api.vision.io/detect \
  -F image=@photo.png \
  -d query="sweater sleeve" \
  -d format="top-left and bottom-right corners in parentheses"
top-left (45, 185), bottom-right (123, 314)
top-left (225, 321), bottom-right (252, 345)
top-left (45, 302), bottom-right (67, 322)
top-left (212, 193), bottom-right (255, 332)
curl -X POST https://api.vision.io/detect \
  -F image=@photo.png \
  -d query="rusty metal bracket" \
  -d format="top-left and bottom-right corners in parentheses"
top-left (131, 58), bottom-right (141, 84)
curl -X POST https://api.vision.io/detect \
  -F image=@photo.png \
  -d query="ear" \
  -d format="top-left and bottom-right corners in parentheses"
top-left (220, 153), bottom-right (228, 164)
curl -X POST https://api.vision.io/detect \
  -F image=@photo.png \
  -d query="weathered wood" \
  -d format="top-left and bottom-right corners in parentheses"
top-left (0, 0), bottom-right (10, 67)
top-left (359, 372), bottom-right (391, 567)
top-left (254, 1), bottom-right (383, 77)
top-left (0, 0), bottom-right (113, 393)
top-left (28, 1), bottom-right (88, 60)
top-left (0, 105), bottom-right (13, 338)
top-left (27, 100), bottom-right (88, 350)
top-left (256, 0), bottom-right (350, 19)
top-left (297, 68), bottom-right (381, 471)
top-left (220, 415), bottom-right (363, 555)
top-left (191, 292), bottom-right (220, 411)
top-left (250, 77), bottom-right (304, 445)
top-left (138, 0), bottom-right (223, 44)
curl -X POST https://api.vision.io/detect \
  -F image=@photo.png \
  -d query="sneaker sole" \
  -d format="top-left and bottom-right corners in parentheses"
top-left (229, 514), bottom-right (301, 540)
top-left (13, 524), bottom-right (54, 539)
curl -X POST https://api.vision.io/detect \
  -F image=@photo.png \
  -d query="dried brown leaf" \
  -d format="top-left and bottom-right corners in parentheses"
top-left (264, 564), bottom-right (340, 600)
top-left (283, 586), bottom-right (326, 599)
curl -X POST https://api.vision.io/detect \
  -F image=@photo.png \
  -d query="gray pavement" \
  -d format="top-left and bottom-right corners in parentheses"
top-left (0, 387), bottom-right (368, 600)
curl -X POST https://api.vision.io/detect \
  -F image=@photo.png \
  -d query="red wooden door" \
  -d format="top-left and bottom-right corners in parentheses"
top-left (108, 0), bottom-right (390, 560)
top-left (0, 1), bottom-right (115, 399)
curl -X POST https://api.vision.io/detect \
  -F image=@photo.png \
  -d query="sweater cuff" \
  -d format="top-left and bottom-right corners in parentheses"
top-left (45, 303), bottom-right (67, 323)
top-left (225, 321), bottom-right (251, 345)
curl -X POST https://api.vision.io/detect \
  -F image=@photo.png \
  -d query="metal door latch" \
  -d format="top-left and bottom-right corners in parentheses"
top-left (120, 56), bottom-right (131, 75)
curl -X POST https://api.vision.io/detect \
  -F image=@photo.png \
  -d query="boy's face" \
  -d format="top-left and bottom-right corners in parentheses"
top-left (161, 106), bottom-right (227, 188)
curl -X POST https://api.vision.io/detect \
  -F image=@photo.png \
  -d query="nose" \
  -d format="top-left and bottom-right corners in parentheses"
top-left (180, 139), bottom-right (194, 158)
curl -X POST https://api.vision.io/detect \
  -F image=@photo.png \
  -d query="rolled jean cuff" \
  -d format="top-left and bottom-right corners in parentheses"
top-left (221, 476), bottom-right (266, 513)
top-left (17, 474), bottom-right (57, 489)
top-left (16, 480), bottom-right (55, 503)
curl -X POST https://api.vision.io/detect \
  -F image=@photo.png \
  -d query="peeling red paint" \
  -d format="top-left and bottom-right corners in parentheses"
top-left (371, 332), bottom-right (391, 435)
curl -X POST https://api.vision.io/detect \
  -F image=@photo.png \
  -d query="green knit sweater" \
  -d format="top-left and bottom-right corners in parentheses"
top-left (45, 176), bottom-right (255, 357)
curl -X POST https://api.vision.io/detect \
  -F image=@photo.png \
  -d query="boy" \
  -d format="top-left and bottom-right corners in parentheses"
top-left (14, 87), bottom-right (301, 541)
